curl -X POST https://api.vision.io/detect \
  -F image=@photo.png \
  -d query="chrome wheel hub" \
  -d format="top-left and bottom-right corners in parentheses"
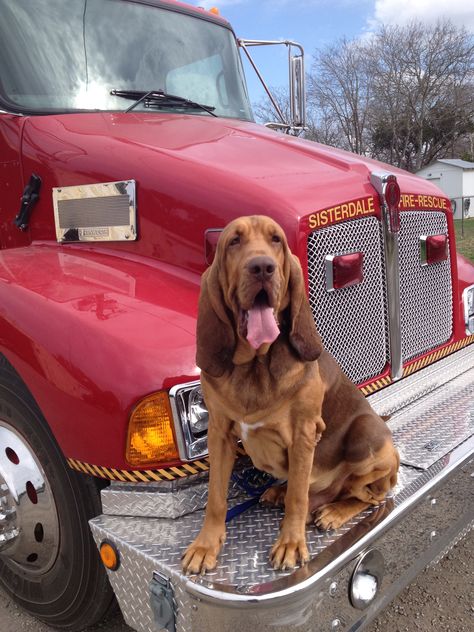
top-left (0, 421), bottom-right (60, 574)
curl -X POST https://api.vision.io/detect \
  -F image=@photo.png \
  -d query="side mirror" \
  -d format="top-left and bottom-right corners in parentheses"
top-left (239, 39), bottom-right (306, 135)
top-left (289, 51), bottom-right (305, 129)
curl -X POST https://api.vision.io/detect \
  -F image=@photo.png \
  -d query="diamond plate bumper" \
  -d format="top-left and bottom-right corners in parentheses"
top-left (89, 348), bottom-right (474, 632)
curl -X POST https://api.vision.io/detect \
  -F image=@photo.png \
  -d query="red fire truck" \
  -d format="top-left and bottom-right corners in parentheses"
top-left (0, 1), bottom-right (473, 631)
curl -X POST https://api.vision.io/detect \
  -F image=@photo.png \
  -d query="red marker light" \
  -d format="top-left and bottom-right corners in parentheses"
top-left (420, 234), bottom-right (448, 266)
top-left (325, 252), bottom-right (364, 291)
top-left (385, 178), bottom-right (401, 233)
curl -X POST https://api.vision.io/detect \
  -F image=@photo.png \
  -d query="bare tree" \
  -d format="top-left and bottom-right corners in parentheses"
top-left (367, 21), bottom-right (474, 171)
top-left (252, 86), bottom-right (292, 128)
top-left (307, 20), bottom-right (474, 171)
top-left (308, 38), bottom-right (373, 155)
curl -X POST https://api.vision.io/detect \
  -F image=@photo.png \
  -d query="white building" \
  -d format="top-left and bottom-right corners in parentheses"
top-left (416, 159), bottom-right (474, 219)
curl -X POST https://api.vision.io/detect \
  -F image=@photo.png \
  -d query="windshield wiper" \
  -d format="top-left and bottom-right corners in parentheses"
top-left (110, 89), bottom-right (217, 117)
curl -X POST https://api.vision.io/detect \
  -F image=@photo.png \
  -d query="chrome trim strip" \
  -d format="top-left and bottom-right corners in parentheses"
top-left (370, 171), bottom-right (403, 380)
top-left (185, 436), bottom-right (474, 605)
top-left (324, 254), bottom-right (335, 292)
top-left (419, 235), bottom-right (428, 266)
top-left (382, 209), bottom-right (403, 379)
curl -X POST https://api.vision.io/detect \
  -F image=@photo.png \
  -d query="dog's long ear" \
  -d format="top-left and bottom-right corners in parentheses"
top-left (196, 264), bottom-right (235, 377)
top-left (288, 254), bottom-right (323, 361)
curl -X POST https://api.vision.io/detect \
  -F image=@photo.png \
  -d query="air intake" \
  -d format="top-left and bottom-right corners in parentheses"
top-left (52, 180), bottom-right (136, 242)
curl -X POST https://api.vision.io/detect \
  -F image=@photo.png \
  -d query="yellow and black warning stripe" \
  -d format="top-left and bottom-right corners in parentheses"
top-left (360, 336), bottom-right (474, 396)
top-left (67, 456), bottom-right (210, 482)
top-left (67, 447), bottom-right (247, 482)
top-left (68, 338), bottom-right (473, 482)
top-left (401, 336), bottom-right (474, 377)
top-left (359, 375), bottom-right (392, 396)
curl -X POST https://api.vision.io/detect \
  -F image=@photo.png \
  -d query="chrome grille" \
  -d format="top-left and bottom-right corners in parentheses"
top-left (307, 217), bottom-right (389, 383)
top-left (399, 211), bottom-right (452, 361)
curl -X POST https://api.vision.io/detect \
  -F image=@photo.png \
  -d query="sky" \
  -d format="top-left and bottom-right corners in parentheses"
top-left (189, 0), bottom-right (474, 105)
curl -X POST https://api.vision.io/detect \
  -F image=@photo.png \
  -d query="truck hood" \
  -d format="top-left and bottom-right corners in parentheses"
top-left (22, 112), bottom-right (446, 272)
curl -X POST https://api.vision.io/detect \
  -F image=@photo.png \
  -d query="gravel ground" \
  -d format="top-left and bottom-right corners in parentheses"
top-left (0, 529), bottom-right (472, 632)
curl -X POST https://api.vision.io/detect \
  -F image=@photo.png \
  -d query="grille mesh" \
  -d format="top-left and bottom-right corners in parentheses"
top-left (57, 195), bottom-right (130, 228)
top-left (399, 211), bottom-right (452, 361)
top-left (307, 217), bottom-right (389, 383)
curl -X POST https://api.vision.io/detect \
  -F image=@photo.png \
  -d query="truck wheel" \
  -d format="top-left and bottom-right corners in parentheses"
top-left (0, 359), bottom-right (115, 630)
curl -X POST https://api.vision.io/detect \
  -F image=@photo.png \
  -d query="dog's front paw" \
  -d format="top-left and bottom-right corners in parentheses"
top-left (270, 531), bottom-right (309, 570)
top-left (182, 533), bottom-right (224, 575)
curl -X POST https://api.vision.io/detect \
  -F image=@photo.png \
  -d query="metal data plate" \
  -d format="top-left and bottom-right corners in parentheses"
top-left (52, 180), bottom-right (137, 242)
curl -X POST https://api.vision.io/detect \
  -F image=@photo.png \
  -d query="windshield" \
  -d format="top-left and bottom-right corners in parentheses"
top-left (0, 0), bottom-right (253, 121)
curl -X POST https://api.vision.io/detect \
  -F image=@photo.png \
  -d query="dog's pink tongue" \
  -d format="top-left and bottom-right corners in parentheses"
top-left (246, 305), bottom-right (280, 350)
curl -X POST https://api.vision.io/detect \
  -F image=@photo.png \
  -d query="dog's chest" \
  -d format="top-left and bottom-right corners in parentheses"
top-left (232, 416), bottom-right (291, 479)
top-left (238, 419), bottom-right (266, 441)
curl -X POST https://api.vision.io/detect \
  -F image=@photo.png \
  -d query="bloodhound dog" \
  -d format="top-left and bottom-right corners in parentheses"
top-left (182, 215), bottom-right (399, 574)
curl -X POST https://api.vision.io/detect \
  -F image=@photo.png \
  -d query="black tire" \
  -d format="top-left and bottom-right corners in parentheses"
top-left (0, 357), bottom-right (116, 630)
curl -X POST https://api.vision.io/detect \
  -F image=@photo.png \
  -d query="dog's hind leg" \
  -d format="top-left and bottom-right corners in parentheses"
top-left (313, 466), bottom-right (396, 531)
top-left (313, 498), bottom-right (371, 531)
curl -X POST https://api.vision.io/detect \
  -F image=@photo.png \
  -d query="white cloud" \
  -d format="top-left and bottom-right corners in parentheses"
top-left (371, 0), bottom-right (474, 31)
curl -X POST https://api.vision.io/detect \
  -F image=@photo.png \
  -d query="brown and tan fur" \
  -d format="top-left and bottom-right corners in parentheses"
top-left (182, 215), bottom-right (399, 574)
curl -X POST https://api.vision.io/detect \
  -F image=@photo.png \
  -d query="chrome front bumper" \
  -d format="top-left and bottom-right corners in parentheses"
top-left (89, 346), bottom-right (474, 632)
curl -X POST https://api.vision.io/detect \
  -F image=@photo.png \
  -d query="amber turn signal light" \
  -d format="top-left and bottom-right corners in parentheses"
top-left (100, 541), bottom-right (120, 571)
top-left (126, 391), bottom-right (179, 466)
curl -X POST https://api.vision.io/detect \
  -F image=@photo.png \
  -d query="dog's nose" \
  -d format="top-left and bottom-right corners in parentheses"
top-left (247, 256), bottom-right (276, 280)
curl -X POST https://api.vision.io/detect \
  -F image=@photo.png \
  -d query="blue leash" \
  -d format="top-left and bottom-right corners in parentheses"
top-left (225, 468), bottom-right (277, 523)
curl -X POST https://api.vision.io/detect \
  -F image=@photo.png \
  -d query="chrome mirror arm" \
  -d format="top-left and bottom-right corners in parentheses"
top-left (238, 39), bottom-right (306, 135)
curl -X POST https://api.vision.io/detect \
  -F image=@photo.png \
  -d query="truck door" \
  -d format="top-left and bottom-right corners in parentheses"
top-left (0, 114), bottom-right (31, 249)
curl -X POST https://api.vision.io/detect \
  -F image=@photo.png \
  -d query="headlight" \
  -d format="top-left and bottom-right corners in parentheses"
top-left (189, 387), bottom-right (209, 434)
top-left (170, 382), bottom-right (209, 460)
top-left (463, 285), bottom-right (474, 335)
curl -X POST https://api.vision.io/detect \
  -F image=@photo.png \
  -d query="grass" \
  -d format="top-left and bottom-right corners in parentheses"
top-left (454, 219), bottom-right (474, 262)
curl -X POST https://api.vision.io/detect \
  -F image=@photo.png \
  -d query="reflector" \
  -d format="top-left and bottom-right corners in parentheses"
top-left (420, 234), bottom-right (448, 266)
top-left (385, 178), bottom-right (401, 233)
top-left (325, 252), bottom-right (364, 291)
top-left (100, 541), bottom-right (120, 571)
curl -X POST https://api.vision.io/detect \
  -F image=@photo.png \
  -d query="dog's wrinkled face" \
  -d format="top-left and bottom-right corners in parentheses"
top-left (196, 215), bottom-right (322, 377)
top-left (218, 216), bottom-right (290, 349)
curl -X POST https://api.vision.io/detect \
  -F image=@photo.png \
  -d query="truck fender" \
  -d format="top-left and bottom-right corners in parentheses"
top-left (0, 244), bottom-right (201, 469)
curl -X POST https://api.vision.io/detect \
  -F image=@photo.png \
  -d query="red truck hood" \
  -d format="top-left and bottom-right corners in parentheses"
top-left (22, 112), bottom-right (446, 272)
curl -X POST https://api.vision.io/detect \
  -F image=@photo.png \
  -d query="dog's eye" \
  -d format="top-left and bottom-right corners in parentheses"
top-left (229, 235), bottom-right (240, 246)
top-left (272, 235), bottom-right (281, 243)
